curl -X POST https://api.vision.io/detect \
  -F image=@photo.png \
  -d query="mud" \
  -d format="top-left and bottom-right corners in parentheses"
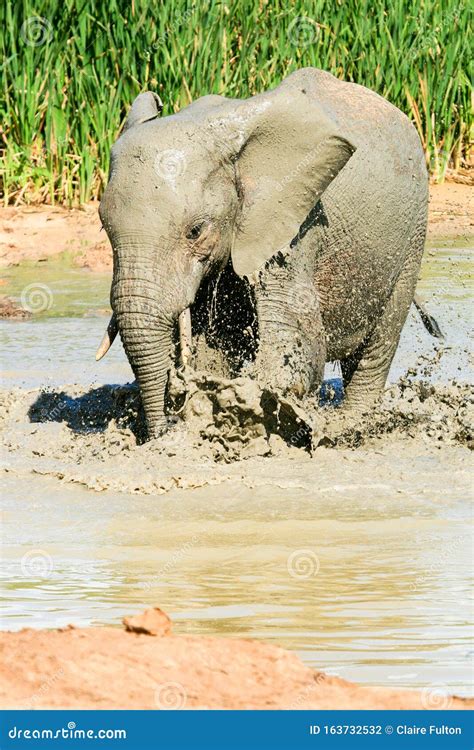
top-left (170, 362), bottom-right (473, 457)
top-left (0, 296), bottom-right (31, 320)
top-left (0, 204), bottom-right (110, 271)
top-left (427, 181), bottom-right (473, 239)
top-left (1, 351), bottom-right (472, 495)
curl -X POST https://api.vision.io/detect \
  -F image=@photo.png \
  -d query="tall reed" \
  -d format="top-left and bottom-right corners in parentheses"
top-left (1, 0), bottom-right (471, 205)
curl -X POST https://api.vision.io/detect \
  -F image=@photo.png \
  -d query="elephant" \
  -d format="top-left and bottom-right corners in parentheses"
top-left (97, 67), bottom-right (439, 441)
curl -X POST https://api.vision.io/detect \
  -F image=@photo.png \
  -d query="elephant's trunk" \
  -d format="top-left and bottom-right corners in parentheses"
top-left (111, 248), bottom-right (176, 440)
top-left (118, 309), bottom-right (173, 439)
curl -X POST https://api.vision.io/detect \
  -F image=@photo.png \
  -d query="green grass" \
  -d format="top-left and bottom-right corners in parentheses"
top-left (0, 0), bottom-right (472, 205)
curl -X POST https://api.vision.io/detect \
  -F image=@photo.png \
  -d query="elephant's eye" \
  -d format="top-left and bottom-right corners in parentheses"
top-left (186, 222), bottom-right (206, 240)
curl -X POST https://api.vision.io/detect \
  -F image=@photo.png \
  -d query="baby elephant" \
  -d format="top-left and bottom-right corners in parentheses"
top-left (98, 67), bottom-right (437, 440)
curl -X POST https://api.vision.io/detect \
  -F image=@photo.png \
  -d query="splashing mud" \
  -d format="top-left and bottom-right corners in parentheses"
top-left (1, 349), bottom-right (472, 495)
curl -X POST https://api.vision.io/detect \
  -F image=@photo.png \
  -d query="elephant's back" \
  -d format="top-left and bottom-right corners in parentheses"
top-left (287, 68), bottom-right (426, 176)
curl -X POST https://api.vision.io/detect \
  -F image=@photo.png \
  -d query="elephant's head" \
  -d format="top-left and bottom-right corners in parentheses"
top-left (98, 70), bottom-right (355, 439)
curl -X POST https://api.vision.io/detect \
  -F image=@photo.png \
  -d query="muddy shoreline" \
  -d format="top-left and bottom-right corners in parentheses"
top-left (1, 608), bottom-right (471, 710)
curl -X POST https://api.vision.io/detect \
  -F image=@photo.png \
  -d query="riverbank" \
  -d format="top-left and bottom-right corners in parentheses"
top-left (1, 608), bottom-right (471, 710)
top-left (0, 183), bottom-right (472, 273)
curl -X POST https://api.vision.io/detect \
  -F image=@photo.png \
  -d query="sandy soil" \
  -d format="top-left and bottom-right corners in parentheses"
top-left (0, 203), bottom-right (110, 272)
top-left (1, 608), bottom-right (471, 710)
top-left (0, 183), bottom-right (472, 274)
top-left (427, 182), bottom-right (473, 239)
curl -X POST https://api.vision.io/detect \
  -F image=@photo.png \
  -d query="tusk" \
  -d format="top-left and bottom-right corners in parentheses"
top-left (178, 308), bottom-right (192, 367)
top-left (95, 313), bottom-right (119, 361)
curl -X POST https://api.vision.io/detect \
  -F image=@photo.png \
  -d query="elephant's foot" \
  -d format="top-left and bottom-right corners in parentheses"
top-left (340, 388), bottom-right (384, 416)
top-left (253, 321), bottom-right (325, 404)
top-left (253, 355), bottom-right (311, 402)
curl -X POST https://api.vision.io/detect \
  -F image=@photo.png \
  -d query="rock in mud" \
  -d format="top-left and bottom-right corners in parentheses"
top-left (0, 296), bottom-right (31, 320)
top-left (123, 607), bottom-right (172, 636)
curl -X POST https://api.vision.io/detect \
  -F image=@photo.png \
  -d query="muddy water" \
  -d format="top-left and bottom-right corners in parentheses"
top-left (1, 243), bottom-right (473, 695)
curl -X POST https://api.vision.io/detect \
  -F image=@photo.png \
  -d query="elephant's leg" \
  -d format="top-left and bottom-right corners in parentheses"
top-left (340, 342), bottom-right (364, 390)
top-left (342, 257), bottom-right (422, 411)
top-left (253, 258), bottom-right (326, 399)
top-left (342, 206), bottom-right (427, 411)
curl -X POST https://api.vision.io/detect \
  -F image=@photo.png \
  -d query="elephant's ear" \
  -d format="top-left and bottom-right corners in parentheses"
top-left (230, 81), bottom-right (356, 277)
top-left (122, 92), bottom-right (163, 133)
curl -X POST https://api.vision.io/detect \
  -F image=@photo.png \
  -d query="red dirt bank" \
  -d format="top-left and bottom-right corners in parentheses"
top-left (0, 609), bottom-right (471, 710)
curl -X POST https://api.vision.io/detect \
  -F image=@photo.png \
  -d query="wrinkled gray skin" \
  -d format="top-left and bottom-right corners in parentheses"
top-left (100, 68), bottom-right (428, 440)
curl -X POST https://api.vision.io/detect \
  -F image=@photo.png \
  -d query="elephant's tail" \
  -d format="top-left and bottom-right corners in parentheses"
top-left (413, 295), bottom-right (444, 339)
